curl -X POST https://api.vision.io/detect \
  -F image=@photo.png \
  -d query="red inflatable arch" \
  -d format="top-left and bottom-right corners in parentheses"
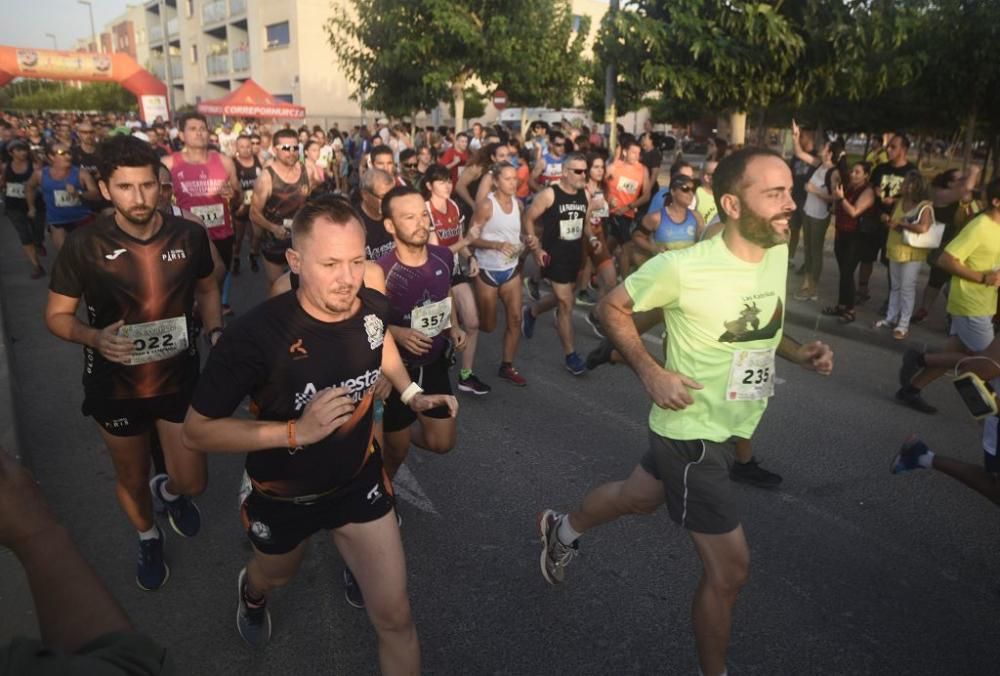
top-left (0, 46), bottom-right (169, 122)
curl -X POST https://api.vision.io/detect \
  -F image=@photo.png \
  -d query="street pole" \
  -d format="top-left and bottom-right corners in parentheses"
top-left (604, 0), bottom-right (619, 157)
top-left (45, 34), bottom-right (66, 94)
top-left (158, 0), bottom-right (176, 119)
top-left (78, 1), bottom-right (99, 53)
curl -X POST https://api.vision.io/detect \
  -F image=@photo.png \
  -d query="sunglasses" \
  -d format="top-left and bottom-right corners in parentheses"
top-left (568, 168), bottom-right (586, 175)
top-left (673, 185), bottom-right (694, 193)
top-left (403, 163), bottom-right (418, 169)
top-left (51, 148), bottom-right (70, 156)
top-left (276, 144), bottom-right (297, 152)
top-left (553, 142), bottom-right (566, 147)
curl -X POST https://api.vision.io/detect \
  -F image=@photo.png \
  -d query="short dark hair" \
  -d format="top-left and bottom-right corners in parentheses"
top-left (176, 111), bottom-right (208, 132)
top-left (712, 146), bottom-right (785, 222)
top-left (892, 132), bottom-right (911, 149)
top-left (620, 136), bottom-right (640, 152)
top-left (292, 192), bottom-right (364, 246)
top-left (371, 145), bottom-right (394, 162)
top-left (273, 128), bottom-right (298, 144)
top-left (96, 134), bottom-right (161, 183)
top-left (399, 148), bottom-right (417, 164)
top-left (422, 164), bottom-right (452, 196)
top-left (986, 178), bottom-right (1000, 206)
top-left (670, 158), bottom-right (693, 178)
top-left (381, 185), bottom-right (422, 221)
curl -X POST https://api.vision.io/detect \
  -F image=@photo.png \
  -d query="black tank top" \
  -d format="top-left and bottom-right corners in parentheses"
top-left (540, 183), bottom-right (588, 262)
top-left (263, 164), bottom-right (309, 225)
top-left (3, 158), bottom-right (33, 212)
top-left (235, 157), bottom-right (261, 192)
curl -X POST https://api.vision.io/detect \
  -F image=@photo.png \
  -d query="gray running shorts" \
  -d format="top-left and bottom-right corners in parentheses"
top-left (640, 432), bottom-right (740, 535)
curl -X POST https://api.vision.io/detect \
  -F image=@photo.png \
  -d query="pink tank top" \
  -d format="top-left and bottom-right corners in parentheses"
top-left (170, 151), bottom-right (234, 240)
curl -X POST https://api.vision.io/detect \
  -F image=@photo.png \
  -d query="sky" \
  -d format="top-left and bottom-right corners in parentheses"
top-left (0, 0), bottom-right (131, 51)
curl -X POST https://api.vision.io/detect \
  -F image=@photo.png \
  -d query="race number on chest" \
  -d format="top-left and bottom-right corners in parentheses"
top-left (411, 297), bottom-right (452, 337)
top-left (118, 316), bottom-right (189, 366)
top-left (191, 203), bottom-right (226, 228)
top-left (726, 348), bottom-right (775, 401)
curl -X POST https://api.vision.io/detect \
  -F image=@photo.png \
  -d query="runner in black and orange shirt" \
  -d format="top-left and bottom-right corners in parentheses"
top-left (45, 135), bottom-right (223, 592)
top-left (183, 195), bottom-right (455, 662)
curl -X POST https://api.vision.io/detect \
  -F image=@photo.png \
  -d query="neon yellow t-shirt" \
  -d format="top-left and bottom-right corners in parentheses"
top-left (694, 186), bottom-right (717, 225)
top-left (886, 201), bottom-right (933, 264)
top-left (624, 235), bottom-right (788, 442)
top-left (945, 213), bottom-right (1000, 317)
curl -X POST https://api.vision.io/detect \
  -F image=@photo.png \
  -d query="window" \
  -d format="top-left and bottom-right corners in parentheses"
top-left (190, 44), bottom-right (198, 63)
top-left (274, 94), bottom-right (294, 103)
top-left (571, 14), bottom-right (582, 32)
top-left (266, 21), bottom-right (290, 48)
top-left (186, 0), bottom-right (194, 18)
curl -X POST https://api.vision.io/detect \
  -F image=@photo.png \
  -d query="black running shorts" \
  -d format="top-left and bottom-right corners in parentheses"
top-left (83, 383), bottom-right (195, 438)
top-left (640, 432), bottom-right (740, 535)
top-left (383, 352), bottom-right (454, 433)
top-left (241, 454), bottom-right (394, 555)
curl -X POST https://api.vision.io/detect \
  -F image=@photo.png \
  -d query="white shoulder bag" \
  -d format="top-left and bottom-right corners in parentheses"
top-left (901, 204), bottom-right (945, 249)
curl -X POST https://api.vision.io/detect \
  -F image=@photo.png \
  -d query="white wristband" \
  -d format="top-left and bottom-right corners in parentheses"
top-left (400, 382), bottom-right (424, 406)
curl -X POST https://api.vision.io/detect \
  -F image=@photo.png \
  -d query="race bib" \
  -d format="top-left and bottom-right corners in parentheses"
top-left (410, 297), bottom-right (452, 337)
top-left (54, 189), bottom-right (80, 207)
top-left (5, 182), bottom-right (25, 199)
top-left (243, 189), bottom-right (253, 205)
top-left (726, 349), bottom-right (775, 401)
top-left (191, 203), bottom-right (226, 228)
top-left (282, 218), bottom-right (294, 228)
top-left (118, 316), bottom-right (189, 366)
top-left (560, 217), bottom-right (583, 241)
top-left (616, 176), bottom-right (639, 196)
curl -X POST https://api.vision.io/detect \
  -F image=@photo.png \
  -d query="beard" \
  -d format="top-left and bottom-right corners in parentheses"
top-left (398, 228), bottom-right (429, 248)
top-left (117, 204), bottom-right (156, 226)
top-left (736, 206), bottom-right (790, 249)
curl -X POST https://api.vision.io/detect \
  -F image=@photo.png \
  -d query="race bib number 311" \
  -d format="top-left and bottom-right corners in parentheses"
top-left (118, 316), bottom-right (189, 366)
top-left (411, 297), bottom-right (452, 337)
top-left (726, 348), bottom-right (775, 401)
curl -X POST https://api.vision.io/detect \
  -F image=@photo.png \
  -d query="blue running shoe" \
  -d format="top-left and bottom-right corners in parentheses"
top-left (237, 567), bottom-right (271, 648)
top-left (891, 435), bottom-right (931, 474)
top-left (565, 352), bottom-right (586, 376)
top-left (136, 526), bottom-right (169, 591)
top-left (521, 306), bottom-right (536, 339)
top-left (150, 474), bottom-right (201, 538)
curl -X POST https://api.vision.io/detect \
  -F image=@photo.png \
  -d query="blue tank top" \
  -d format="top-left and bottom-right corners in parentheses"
top-left (42, 166), bottom-right (93, 224)
top-left (654, 206), bottom-right (698, 249)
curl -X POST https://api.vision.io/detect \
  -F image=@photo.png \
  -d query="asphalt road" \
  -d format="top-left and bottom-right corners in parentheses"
top-left (0, 218), bottom-right (996, 676)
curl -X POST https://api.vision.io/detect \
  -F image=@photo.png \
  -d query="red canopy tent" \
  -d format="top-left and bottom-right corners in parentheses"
top-left (196, 79), bottom-right (305, 119)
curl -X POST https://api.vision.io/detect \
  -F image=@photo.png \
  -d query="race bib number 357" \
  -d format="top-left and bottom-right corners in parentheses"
top-left (411, 298), bottom-right (452, 337)
top-left (118, 316), bottom-right (189, 366)
top-left (726, 348), bottom-right (775, 401)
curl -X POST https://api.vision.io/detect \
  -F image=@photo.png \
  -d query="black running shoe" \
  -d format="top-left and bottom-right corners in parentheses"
top-left (236, 567), bottom-right (271, 648)
top-left (585, 311), bottom-right (605, 338)
top-left (458, 372), bottom-right (491, 395)
top-left (343, 567), bottom-right (365, 609)
top-left (895, 387), bottom-right (937, 414)
top-left (729, 457), bottom-right (783, 488)
top-left (150, 474), bottom-right (201, 537)
top-left (136, 526), bottom-right (169, 591)
top-left (585, 339), bottom-right (614, 370)
top-left (899, 349), bottom-right (923, 388)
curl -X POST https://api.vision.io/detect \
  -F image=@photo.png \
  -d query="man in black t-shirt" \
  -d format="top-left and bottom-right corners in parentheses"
top-left (355, 167), bottom-right (396, 260)
top-left (45, 136), bottom-right (222, 592)
top-left (183, 195), bottom-right (455, 660)
top-left (859, 133), bottom-right (917, 304)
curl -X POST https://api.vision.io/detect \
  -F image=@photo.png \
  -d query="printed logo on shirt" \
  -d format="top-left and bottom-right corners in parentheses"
top-left (364, 314), bottom-right (385, 350)
top-left (250, 521), bottom-right (272, 542)
top-left (294, 382), bottom-right (318, 411)
top-left (288, 338), bottom-right (308, 359)
top-left (366, 484), bottom-right (383, 504)
top-left (104, 248), bottom-right (127, 260)
top-left (162, 249), bottom-right (187, 262)
top-left (719, 298), bottom-right (783, 343)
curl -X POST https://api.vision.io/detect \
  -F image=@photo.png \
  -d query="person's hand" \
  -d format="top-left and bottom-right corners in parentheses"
top-left (450, 326), bottom-right (467, 352)
top-left (465, 222), bottom-right (482, 242)
top-left (791, 118), bottom-right (800, 139)
top-left (641, 368), bottom-right (704, 410)
top-left (27, 207), bottom-right (36, 219)
top-left (373, 375), bottom-right (392, 401)
top-left (984, 271), bottom-right (1000, 287)
top-left (294, 386), bottom-right (356, 444)
top-left (834, 184), bottom-right (845, 200)
top-left (0, 446), bottom-right (58, 548)
top-left (499, 241), bottom-right (519, 258)
top-left (589, 237), bottom-right (602, 254)
top-left (97, 320), bottom-right (136, 363)
top-left (467, 255), bottom-right (479, 277)
top-left (409, 393), bottom-right (458, 417)
top-left (523, 233), bottom-right (539, 252)
top-left (533, 248), bottom-right (550, 267)
top-left (393, 326), bottom-right (433, 355)
top-left (796, 340), bottom-right (833, 375)
top-left (273, 224), bottom-right (291, 239)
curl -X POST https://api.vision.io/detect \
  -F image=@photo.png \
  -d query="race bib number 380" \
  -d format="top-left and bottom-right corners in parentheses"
top-left (726, 348), bottom-right (775, 401)
top-left (411, 298), bottom-right (452, 337)
top-left (560, 217), bottom-right (583, 241)
top-left (118, 316), bottom-right (189, 366)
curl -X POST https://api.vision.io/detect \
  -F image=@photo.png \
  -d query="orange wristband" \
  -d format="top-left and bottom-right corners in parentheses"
top-left (287, 419), bottom-right (298, 448)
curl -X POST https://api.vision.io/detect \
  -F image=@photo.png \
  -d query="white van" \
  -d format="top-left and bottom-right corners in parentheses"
top-left (497, 107), bottom-right (596, 131)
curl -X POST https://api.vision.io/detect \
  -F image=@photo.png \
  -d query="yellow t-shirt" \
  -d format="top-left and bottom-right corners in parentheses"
top-left (624, 236), bottom-right (788, 442)
top-left (945, 213), bottom-right (1000, 317)
top-left (886, 201), bottom-right (933, 264)
top-left (695, 186), bottom-right (718, 225)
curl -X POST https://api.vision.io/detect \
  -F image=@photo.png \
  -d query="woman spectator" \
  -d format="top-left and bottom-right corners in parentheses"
top-left (912, 165), bottom-right (982, 323)
top-left (791, 121), bottom-right (846, 300)
top-left (874, 170), bottom-right (935, 339)
top-left (303, 140), bottom-right (326, 191)
top-left (824, 161), bottom-right (876, 323)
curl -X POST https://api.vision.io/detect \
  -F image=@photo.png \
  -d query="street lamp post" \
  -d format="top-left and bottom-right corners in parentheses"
top-left (78, 1), bottom-right (99, 53)
top-left (158, 0), bottom-right (176, 119)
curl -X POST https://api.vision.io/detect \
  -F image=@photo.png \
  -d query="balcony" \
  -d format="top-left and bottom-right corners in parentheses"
top-left (206, 53), bottom-right (230, 77)
top-left (230, 0), bottom-right (246, 15)
top-left (203, 0), bottom-right (227, 24)
top-left (232, 48), bottom-right (249, 72)
top-left (150, 55), bottom-right (182, 81)
top-left (149, 18), bottom-right (178, 43)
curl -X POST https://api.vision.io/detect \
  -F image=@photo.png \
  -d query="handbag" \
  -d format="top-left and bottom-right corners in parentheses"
top-left (901, 204), bottom-right (945, 249)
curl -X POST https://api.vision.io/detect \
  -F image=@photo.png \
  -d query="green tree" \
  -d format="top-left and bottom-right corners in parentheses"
top-left (6, 81), bottom-right (136, 113)
top-left (448, 87), bottom-right (486, 121)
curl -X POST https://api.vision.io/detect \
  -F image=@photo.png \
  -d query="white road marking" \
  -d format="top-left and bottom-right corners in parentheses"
top-left (392, 464), bottom-right (439, 515)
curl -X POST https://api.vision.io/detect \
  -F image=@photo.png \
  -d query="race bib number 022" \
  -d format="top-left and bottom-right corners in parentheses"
top-left (118, 316), bottom-right (189, 366)
top-left (411, 297), bottom-right (452, 337)
top-left (726, 348), bottom-right (775, 401)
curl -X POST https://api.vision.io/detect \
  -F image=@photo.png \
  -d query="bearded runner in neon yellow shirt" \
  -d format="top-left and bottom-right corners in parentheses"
top-left (537, 148), bottom-right (835, 676)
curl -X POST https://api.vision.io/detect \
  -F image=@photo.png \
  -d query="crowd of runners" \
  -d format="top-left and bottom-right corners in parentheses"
top-left (0, 108), bottom-right (997, 676)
